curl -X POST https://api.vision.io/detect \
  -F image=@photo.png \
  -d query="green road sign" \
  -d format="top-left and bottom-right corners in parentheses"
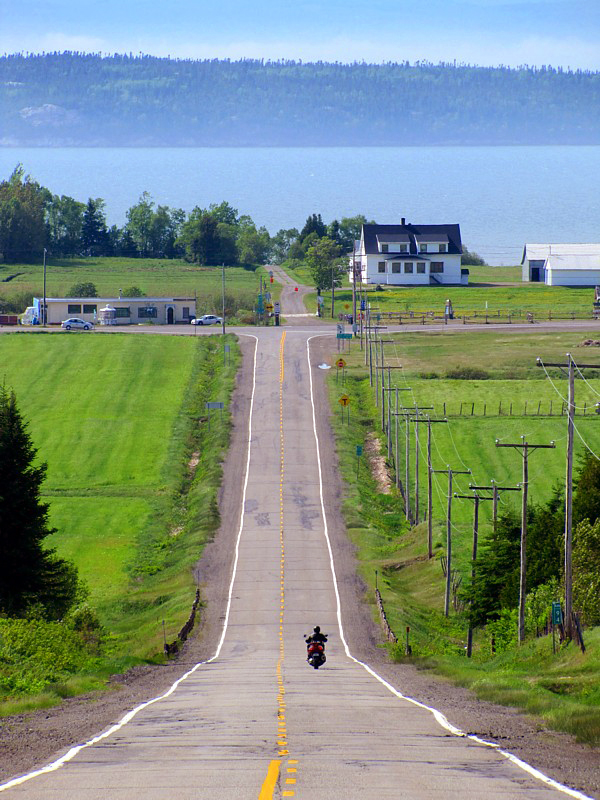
top-left (552, 601), bottom-right (563, 625)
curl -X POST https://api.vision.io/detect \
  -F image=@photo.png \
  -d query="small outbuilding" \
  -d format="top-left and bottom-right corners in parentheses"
top-left (521, 244), bottom-right (600, 286)
top-left (31, 296), bottom-right (196, 325)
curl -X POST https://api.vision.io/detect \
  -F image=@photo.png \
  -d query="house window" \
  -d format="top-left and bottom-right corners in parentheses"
top-left (68, 304), bottom-right (81, 314)
top-left (378, 262), bottom-right (386, 273)
top-left (417, 263), bottom-right (426, 274)
top-left (391, 262), bottom-right (401, 273)
top-left (138, 306), bottom-right (158, 318)
top-left (420, 243), bottom-right (428, 253)
top-left (439, 244), bottom-right (447, 253)
top-left (399, 244), bottom-right (408, 253)
top-left (83, 304), bottom-right (97, 315)
top-left (115, 307), bottom-right (130, 318)
top-left (182, 307), bottom-right (190, 319)
top-left (430, 262), bottom-right (444, 273)
top-left (404, 262), bottom-right (414, 274)
top-left (381, 244), bottom-right (389, 253)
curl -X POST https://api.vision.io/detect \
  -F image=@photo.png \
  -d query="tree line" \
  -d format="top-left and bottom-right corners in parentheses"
top-left (0, 165), bottom-right (369, 267)
top-left (2, 54), bottom-right (599, 146)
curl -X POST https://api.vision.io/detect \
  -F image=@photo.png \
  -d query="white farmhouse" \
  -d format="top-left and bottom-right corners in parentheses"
top-left (351, 221), bottom-right (464, 286)
top-left (521, 244), bottom-right (600, 286)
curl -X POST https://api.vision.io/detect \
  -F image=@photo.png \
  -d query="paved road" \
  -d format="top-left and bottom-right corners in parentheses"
top-left (1, 318), bottom-right (585, 799)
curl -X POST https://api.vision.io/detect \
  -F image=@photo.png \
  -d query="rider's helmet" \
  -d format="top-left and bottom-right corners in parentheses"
top-left (314, 626), bottom-right (321, 633)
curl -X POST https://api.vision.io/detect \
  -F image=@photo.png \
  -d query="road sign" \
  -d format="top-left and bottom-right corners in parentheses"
top-left (336, 323), bottom-right (345, 335)
top-left (317, 296), bottom-right (324, 306)
top-left (336, 358), bottom-right (346, 369)
top-left (337, 333), bottom-right (353, 339)
top-left (356, 445), bottom-right (363, 456)
top-left (206, 402), bottom-right (224, 410)
top-left (274, 302), bottom-right (280, 313)
top-left (265, 303), bottom-right (274, 312)
top-left (552, 601), bottom-right (563, 626)
top-left (339, 395), bottom-right (350, 407)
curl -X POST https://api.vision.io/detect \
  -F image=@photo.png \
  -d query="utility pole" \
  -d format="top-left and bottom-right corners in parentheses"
top-left (454, 491), bottom-right (493, 657)
top-left (412, 405), bottom-right (432, 523)
top-left (392, 388), bottom-right (412, 495)
top-left (537, 353), bottom-right (600, 639)
top-left (221, 263), bottom-right (226, 335)
top-left (378, 366), bottom-right (402, 432)
top-left (425, 416), bottom-right (447, 558)
top-left (496, 436), bottom-right (555, 643)
top-left (42, 248), bottom-right (47, 327)
top-left (431, 466), bottom-right (471, 616)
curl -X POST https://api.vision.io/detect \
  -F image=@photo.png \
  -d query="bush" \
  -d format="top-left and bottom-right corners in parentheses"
top-left (67, 281), bottom-right (97, 297)
top-left (445, 366), bottom-right (490, 380)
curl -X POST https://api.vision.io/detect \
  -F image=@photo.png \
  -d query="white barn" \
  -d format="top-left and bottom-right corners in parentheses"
top-left (521, 244), bottom-right (600, 286)
top-left (351, 221), bottom-right (464, 286)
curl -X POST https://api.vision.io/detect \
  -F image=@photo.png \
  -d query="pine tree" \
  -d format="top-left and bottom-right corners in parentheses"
top-left (0, 386), bottom-right (80, 618)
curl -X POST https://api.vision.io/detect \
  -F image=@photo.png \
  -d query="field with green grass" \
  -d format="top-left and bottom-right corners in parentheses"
top-left (0, 258), bottom-right (266, 320)
top-left (0, 331), bottom-right (238, 709)
top-left (327, 327), bottom-right (600, 744)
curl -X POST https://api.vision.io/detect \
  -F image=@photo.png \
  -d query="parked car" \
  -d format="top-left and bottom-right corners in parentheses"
top-left (190, 314), bottom-right (222, 326)
top-left (61, 318), bottom-right (94, 331)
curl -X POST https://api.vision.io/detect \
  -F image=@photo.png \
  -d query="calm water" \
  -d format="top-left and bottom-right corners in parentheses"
top-left (1, 146), bottom-right (599, 265)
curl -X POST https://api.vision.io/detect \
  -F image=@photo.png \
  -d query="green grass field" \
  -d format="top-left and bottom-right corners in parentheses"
top-left (0, 331), bottom-right (238, 708)
top-left (0, 257), bottom-right (266, 318)
top-left (328, 327), bottom-right (600, 743)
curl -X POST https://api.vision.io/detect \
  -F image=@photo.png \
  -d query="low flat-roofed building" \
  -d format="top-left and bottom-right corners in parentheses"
top-left (32, 296), bottom-right (196, 325)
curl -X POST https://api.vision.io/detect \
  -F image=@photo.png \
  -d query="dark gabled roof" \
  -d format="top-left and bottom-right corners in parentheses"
top-left (362, 223), bottom-right (462, 255)
top-left (415, 233), bottom-right (449, 243)
top-left (376, 233), bottom-right (411, 243)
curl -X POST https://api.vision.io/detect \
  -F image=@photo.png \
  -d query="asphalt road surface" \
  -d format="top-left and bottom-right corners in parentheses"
top-left (1, 312), bottom-right (590, 799)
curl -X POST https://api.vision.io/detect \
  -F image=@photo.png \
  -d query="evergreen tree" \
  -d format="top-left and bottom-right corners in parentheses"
top-left (81, 198), bottom-right (110, 256)
top-left (0, 386), bottom-right (80, 619)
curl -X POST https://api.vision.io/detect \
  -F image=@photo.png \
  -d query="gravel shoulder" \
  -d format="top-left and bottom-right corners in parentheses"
top-left (1, 332), bottom-right (598, 799)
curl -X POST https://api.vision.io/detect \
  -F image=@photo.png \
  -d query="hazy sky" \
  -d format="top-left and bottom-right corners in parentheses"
top-left (1, 0), bottom-right (599, 70)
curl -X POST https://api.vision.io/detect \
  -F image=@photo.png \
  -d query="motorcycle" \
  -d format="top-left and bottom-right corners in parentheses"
top-left (304, 636), bottom-right (327, 669)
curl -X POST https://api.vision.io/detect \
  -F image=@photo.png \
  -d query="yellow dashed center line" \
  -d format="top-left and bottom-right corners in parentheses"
top-left (259, 332), bottom-right (298, 797)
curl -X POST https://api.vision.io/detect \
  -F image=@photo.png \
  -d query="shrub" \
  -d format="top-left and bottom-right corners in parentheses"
top-left (445, 366), bottom-right (490, 380)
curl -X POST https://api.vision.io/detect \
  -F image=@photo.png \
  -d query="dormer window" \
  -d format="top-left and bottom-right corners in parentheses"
top-left (439, 244), bottom-right (447, 253)
top-left (399, 244), bottom-right (408, 253)
top-left (420, 243), bottom-right (428, 253)
top-left (381, 243), bottom-right (389, 253)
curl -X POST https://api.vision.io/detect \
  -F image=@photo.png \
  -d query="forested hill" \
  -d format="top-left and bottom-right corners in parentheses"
top-left (1, 53), bottom-right (600, 147)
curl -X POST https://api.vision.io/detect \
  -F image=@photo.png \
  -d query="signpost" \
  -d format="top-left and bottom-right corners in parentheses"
top-left (205, 401), bottom-right (224, 430)
top-left (356, 444), bottom-right (363, 477)
top-left (552, 600), bottom-right (563, 654)
top-left (339, 394), bottom-right (350, 424)
top-left (336, 357), bottom-right (346, 384)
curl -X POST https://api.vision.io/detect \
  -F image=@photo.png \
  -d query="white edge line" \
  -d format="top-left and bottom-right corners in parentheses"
top-left (0, 333), bottom-right (260, 793)
top-left (306, 333), bottom-right (593, 800)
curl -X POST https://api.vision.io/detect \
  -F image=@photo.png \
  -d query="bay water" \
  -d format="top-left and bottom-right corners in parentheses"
top-left (1, 146), bottom-right (598, 265)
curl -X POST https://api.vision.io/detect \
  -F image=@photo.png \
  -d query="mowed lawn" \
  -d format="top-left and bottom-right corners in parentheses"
top-left (0, 257), bottom-right (265, 311)
top-left (0, 333), bottom-right (198, 605)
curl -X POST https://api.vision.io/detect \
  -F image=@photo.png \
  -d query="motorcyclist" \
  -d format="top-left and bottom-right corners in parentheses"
top-left (305, 626), bottom-right (328, 647)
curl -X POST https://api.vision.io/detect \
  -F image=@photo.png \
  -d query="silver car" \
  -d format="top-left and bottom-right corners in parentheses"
top-left (61, 318), bottom-right (94, 331)
top-left (191, 314), bottom-right (222, 325)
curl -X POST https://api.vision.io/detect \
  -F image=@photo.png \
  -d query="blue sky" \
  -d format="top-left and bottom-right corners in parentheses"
top-left (1, 0), bottom-right (599, 70)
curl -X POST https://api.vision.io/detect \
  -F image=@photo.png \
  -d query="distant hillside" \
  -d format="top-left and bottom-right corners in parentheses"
top-left (1, 53), bottom-right (599, 147)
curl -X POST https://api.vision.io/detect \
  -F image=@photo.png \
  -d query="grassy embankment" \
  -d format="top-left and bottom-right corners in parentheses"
top-left (0, 331), bottom-right (238, 712)
top-left (0, 257), bottom-right (269, 323)
top-left (327, 327), bottom-right (600, 744)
